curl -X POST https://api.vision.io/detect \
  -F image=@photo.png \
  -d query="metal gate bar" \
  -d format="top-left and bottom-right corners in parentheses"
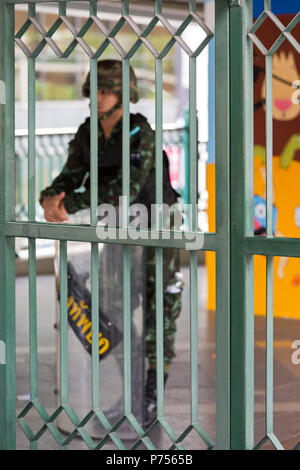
top-left (0, 0), bottom-right (16, 450)
top-left (229, 0), bottom-right (254, 450)
top-left (154, 0), bottom-right (165, 438)
top-left (215, 0), bottom-right (230, 450)
top-left (27, 2), bottom-right (38, 452)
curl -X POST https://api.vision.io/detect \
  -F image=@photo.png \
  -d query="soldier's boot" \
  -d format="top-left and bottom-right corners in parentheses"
top-left (144, 369), bottom-right (168, 428)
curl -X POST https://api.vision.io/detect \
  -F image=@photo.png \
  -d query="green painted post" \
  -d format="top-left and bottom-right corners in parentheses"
top-left (0, 0), bottom-right (16, 450)
top-left (28, 4), bottom-right (38, 449)
top-left (215, 0), bottom-right (231, 450)
top-left (229, 0), bottom-right (254, 450)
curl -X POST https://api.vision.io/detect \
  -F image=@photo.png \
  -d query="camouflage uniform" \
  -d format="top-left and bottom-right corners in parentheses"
top-left (40, 61), bottom-right (183, 370)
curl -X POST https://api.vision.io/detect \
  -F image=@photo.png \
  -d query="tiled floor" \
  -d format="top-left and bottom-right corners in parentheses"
top-left (14, 265), bottom-right (300, 450)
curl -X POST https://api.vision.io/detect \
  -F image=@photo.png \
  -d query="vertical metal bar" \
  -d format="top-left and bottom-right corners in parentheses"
top-left (28, 239), bottom-right (38, 400)
top-left (90, 58), bottom-right (98, 226)
top-left (48, 140), bottom-right (54, 190)
top-left (15, 154), bottom-right (21, 217)
top-left (154, 53), bottom-right (164, 419)
top-left (264, 0), bottom-right (271, 10)
top-left (155, 0), bottom-right (163, 14)
top-left (215, 0), bottom-right (231, 449)
top-left (89, 0), bottom-right (100, 411)
top-left (189, 250), bottom-right (198, 425)
top-left (230, 1), bottom-right (254, 449)
top-left (264, 0), bottom-right (275, 441)
top-left (155, 59), bottom-right (163, 212)
top-left (27, 3), bottom-right (38, 448)
top-left (89, 0), bottom-right (98, 225)
top-left (23, 157), bottom-right (27, 218)
top-left (265, 255), bottom-right (273, 434)
top-left (59, 1), bottom-right (67, 16)
top-left (91, 243), bottom-right (99, 409)
top-left (28, 4), bottom-right (36, 222)
top-left (154, 0), bottom-right (166, 430)
top-left (0, 237), bottom-right (16, 450)
top-left (37, 150), bottom-right (44, 203)
top-left (123, 245), bottom-right (131, 414)
top-left (265, 55), bottom-right (273, 238)
top-left (122, 59), bottom-right (130, 224)
top-left (230, 0), bottom-right (254, 450)
top-left (189, 0), bottom-right (197, 14)
top-left (122, 0), bottom-right (129, 15)
top-left (28, 238), bottom-right (38, 450)
top-left (188, 55), bottom-right (199, 426)
top-left (122, 56), bottom-right (131, 415)
top-left (183, 111), bottom-right (190, 207)
top-left (59, 240), bottom-right (68, 405)
top-left (3, 6), bottom-right (15, 223)
top-left (0, 1), bottom-right (16, 450)
top-left (189, 58), bottom-right (198, 233)
top-left (264, 0), bottom-right (274, 441)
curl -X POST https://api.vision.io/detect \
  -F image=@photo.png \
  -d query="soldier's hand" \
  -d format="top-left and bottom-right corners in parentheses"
top-left (42, 192), bottom-right (68, 222)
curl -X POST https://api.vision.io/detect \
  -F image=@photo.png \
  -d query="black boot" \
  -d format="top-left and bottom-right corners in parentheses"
top-left (144, 369), bottom-right (168, 428)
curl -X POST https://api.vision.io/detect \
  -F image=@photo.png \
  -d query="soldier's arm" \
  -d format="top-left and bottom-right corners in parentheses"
top-left (39, 124), bottom-right (88, 214)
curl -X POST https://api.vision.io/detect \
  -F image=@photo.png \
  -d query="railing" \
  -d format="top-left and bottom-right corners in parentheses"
top-left (14, 122), bottom-right (195, 257)
top-left (15, 127), bottom-right (76, 221)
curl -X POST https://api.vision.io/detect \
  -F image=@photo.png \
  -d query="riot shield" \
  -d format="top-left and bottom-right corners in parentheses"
top-left (54, 211), bottom-right (146, 441)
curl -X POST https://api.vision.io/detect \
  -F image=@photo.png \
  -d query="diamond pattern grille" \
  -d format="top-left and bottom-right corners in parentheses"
top-left (249, 10), bottom-right (300, 55)
top-left (15, 13), bottom-right (213, 59)
top-left (18, 400), bottom-right (215, 450)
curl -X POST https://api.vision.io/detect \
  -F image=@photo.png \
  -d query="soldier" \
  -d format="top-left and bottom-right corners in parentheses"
top-left (40, 59), bottom-right (183, 427)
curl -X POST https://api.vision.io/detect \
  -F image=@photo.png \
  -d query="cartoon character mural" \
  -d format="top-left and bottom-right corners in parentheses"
top-left (253, 194), bottom-right (278, 236)
top-left (205, 3), bottom-right (300, 318)
top-left (253, 14), bottom-right (300, 166)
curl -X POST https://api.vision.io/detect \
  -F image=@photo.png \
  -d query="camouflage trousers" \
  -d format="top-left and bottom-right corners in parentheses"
top-left (145, 246), bottom-right (183, 368)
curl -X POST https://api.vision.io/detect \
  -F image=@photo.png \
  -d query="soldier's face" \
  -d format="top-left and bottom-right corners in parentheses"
top-left (97, 91), bottom-right (119, 116)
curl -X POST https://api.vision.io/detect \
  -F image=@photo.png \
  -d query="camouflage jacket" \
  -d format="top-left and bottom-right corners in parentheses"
top-left (39, 113), bottom-right (179, 215)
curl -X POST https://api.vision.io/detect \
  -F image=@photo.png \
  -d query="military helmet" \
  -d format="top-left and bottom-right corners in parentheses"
top-left (82, 59), bottom-right (139, 104)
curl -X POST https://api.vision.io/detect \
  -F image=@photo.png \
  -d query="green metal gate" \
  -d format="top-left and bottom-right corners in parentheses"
top-left (0, 0), bottom-right (299, 450)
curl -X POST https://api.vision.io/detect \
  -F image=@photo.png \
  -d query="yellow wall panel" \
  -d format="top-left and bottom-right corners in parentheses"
top-left (206, 157), bottom-right (300, 319)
